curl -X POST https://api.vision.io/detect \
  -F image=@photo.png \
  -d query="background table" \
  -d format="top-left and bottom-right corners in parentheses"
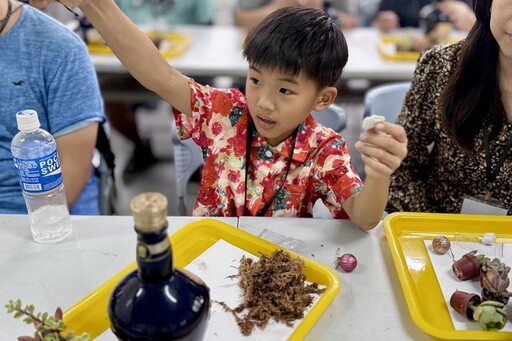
top-left (91, 26), bottom-right (417, 80)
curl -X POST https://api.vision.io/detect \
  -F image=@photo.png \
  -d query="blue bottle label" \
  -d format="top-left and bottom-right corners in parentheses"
top-left (13, 150), bottom-right (63, 193)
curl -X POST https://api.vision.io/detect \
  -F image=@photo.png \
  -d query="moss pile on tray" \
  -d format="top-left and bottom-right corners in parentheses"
top-left (217, 249), bottom-right (324, 335)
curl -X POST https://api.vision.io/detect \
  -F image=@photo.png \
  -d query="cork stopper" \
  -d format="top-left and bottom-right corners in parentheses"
top-left (130, 192), bottom-right (168, 232)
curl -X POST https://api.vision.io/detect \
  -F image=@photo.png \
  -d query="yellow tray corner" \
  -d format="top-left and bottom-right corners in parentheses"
top-left (383, 212), bottom-right (512, 340)
top-left (63, 218), bottom-right (340, 340)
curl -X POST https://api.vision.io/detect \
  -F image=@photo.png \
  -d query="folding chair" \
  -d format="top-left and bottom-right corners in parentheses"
top-left (362, 82), bottom-right (411, 123)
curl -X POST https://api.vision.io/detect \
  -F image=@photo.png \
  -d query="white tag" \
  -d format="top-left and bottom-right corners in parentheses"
top-left (460, 195), bottom-right (508, 215)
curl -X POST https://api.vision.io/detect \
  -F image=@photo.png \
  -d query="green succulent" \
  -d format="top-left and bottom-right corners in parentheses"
top-left (481, 257), bottom-right (511, 274)
top-left (473, 301), bottom-right (508, 331)
top-left (5, 299), bottom-right (89, 341)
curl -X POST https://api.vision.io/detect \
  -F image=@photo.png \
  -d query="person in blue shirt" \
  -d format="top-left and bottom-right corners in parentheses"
top-left (0, 0), bottom-right (105, 214)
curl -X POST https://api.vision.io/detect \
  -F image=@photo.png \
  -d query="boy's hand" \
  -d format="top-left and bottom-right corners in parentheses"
top-left (355, 122), bottom-right (407, 179)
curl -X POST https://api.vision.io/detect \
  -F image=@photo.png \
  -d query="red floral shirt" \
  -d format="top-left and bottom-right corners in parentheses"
top-left (174, 78), bottom-right (363, 218)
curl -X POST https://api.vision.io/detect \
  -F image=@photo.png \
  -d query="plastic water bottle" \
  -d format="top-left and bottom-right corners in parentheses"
top-left (11, 110), bottom-right (72, 244)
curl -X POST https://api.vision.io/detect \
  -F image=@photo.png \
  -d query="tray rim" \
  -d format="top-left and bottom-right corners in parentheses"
top-left (63, 218), bottom-right (340, 340)
top-left (87, 30), bottom-right (190, 59)
top-left (383, 212), bottom-right (512, 340)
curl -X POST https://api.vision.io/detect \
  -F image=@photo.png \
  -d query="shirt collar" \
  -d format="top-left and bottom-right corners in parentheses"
top-left (252, 114), bottom-right (316, 163)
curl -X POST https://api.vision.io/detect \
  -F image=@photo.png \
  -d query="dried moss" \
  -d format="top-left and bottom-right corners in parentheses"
top-left (216, 250), bottom-right (325, 335)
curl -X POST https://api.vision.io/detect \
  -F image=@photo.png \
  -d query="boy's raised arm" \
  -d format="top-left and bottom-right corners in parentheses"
top-left (58, 0), bottom-right (191, 115)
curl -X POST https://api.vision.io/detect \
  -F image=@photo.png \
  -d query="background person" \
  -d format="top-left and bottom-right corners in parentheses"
top-left (387, 0), bottom-right (512, 215)
top-left (0, 0), bottom-right (105, 214)
top-left (234, 0), bottom-right (360, 32)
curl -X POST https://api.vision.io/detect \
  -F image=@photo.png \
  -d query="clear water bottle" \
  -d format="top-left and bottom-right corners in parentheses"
top-left (11, 110), bottom-right (72, 244)
top-left (108, 192), bottom-right (210, 340)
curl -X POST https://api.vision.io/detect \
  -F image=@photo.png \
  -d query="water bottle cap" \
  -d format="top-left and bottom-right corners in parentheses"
top-left (16, 110), bottom-right (41, 132)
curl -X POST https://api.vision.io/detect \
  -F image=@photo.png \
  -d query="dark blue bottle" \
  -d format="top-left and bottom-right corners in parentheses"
top-left (108, 192), bottom-right (210, 340)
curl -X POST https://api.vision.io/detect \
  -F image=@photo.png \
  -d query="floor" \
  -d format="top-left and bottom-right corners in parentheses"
top-left (109, 83), bottom-right (368, 216)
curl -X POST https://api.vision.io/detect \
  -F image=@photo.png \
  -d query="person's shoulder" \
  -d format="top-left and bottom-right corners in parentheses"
top-left (23, 6), bottom-right (84, 49)
top-left (418, 40), bottom-right (464, 66)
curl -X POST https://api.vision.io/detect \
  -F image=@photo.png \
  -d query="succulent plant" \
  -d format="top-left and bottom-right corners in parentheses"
top-left (481, 267), bottom-right (512, 305)
top-left (5, 299), bottom-right (89, 341)
top-left (449, 291), bottom-right (508, 331)
top-left (481, 257), bottom-right (510, 274)
top-left (473, 301), bottom-right (508, 331)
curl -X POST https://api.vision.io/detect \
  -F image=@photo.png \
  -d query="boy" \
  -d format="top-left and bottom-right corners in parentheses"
top-left (43, 1), bottom-right (407, 229)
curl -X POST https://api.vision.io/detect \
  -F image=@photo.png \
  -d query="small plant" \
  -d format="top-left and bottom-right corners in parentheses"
top-left (449, 291), bottom-right (508, 331)
top-left (481, 267), bottom-right (512, 305)
top-left (481, 257), bottom-right (510, 275)
top-left (5, 299), bottom-right (89, 341)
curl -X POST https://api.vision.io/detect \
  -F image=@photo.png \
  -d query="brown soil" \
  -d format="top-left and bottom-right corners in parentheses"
top-left (215, 250), bottom-right (325, 336)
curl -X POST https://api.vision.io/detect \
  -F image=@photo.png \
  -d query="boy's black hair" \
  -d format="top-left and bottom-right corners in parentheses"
top-left (242, 6), bottom-right (348, 88)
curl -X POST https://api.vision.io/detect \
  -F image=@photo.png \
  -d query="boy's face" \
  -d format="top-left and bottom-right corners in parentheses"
top-left (245, 65), bottom-right (335, 147)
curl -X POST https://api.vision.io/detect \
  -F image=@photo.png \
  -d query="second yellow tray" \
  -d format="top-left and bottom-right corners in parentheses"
top-left (87, 31), bottom-right (190, 59)
top-left (383, 212), bottom-right (512, 340)
top-left (62, 219), bottom-right (340, 340)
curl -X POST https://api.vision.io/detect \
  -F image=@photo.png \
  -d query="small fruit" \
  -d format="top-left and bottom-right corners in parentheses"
top-left (337, 253), bottom-right (357, 272)
top-left (432, 235), bottom-right (451, 254)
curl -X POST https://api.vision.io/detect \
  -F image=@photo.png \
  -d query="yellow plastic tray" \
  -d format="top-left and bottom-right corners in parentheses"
top-left (87, 31), bottom-right (190, 59)
top-left (383, 212), bottom-right (512, 340)
top-left (377, 35), bottom-right (461, 61)
top-left (62, 219), bottom-right (340, 340)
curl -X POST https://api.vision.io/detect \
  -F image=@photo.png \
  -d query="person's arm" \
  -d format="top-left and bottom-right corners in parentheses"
top-left (342, 122), bottom-right (407, 230)
top-left (55, 123), bottom-right (98, 207)
top-left (52, 0), bottom-right (192, 116)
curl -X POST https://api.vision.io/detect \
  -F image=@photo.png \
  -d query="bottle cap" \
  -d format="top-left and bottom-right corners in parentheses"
top-left (130, 192), bottom-right (168, 232)
top-left (16, 110), bottom-right (41, 132)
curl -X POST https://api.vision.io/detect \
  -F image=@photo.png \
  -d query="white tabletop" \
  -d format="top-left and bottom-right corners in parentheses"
top-left (91, 26), bottom-right (417, 81)
top-left (238, 217), bottom-right (434, 341)
top-left (2, 214), bottom-right (434, 340)
top-left (0, 215), bottom-right (237, 340)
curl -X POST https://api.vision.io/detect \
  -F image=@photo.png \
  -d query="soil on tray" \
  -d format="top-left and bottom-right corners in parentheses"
top-left (215, 249), bottom-right (325, 336)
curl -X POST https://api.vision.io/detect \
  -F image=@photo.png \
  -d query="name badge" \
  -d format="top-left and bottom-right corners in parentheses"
top-left (460, 195), bottom-right (508, 215)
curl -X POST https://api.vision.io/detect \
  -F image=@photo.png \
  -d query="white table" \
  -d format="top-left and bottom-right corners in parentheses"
top-left (238, 217), bottom-right (434, 341)
top-left (91, 26), bottom-right (417, 81)
top-left (0, 215), bottom-right (237, 340)
top-left (2, 214), bottom-right (434, 340)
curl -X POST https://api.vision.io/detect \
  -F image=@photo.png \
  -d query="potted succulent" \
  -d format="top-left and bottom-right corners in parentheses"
top-left (480, 257), bottom-right (511, 285)
top-left (449, 290), bottom-right (482, 320)
top-left (452, 250), bottom-right (486, 280)
top-left (473, 301), bottom-right (509, 331)
top-left (449, 291), bottom-right (508, 331)
top-left (481, 267), bottom-right (512, 305)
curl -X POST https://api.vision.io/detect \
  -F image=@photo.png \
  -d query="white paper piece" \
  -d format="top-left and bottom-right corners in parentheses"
top-left (425, 240), bottom-right (512, 331)
top-left (96, 239), bottom-right (324, 340)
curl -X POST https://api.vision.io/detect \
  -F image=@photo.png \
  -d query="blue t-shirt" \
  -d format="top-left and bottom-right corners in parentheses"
top-left (0, 5), bottom-right (105, 214)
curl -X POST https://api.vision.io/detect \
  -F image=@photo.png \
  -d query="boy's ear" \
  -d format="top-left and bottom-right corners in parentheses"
top-left (313, 86), bottom-right (338, 112)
